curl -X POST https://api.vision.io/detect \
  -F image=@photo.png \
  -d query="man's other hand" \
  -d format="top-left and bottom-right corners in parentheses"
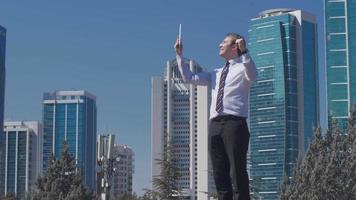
top-left (235, 38), bottom-right (246, 54)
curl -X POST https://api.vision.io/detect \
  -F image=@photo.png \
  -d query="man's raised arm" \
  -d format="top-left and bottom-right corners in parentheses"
top-left (241, 54), bottom-right (257, 82)
top-left (235, 38), bottom-right (257, 82)
top-left (175, 38), bottom-right (211, 85)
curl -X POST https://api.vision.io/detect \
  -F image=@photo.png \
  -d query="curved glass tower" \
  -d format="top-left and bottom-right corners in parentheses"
top-left (248, 9), bottom-right (319, 199)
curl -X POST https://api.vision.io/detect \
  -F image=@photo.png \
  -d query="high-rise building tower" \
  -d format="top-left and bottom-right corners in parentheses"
top-left (325, 0), bottom-right (356, 130)
top-left (3, 121), bottom-right (42, 199)
top-left (0, 25), bottom-right (6, 196)
top-left (248, 9), bottom-right (319, 199)
top-left (42, 90), bottom-right (97, 190)
top-left (151, 58), bottom-right (214, 200)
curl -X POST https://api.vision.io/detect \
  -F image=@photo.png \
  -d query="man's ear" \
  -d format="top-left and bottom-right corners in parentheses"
top-left (232, 42), bottom-right (239, 51)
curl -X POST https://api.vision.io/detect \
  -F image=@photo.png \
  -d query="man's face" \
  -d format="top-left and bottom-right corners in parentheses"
top-left (219, 36), bottom-right (237, 59)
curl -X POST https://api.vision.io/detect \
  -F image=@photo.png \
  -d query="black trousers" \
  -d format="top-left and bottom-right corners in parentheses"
top-left (209, 115), bottom-right (250, 200)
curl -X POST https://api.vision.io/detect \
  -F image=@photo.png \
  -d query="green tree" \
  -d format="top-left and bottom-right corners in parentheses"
top-left (280, 110), bottom-right (356, 200)
top-left (113, 193), bottom-right (140, 200)
top-left (27, 141), bottom-right (92, 200)
top-left (146, 144), bottom-right (182, 200)
top-left (139, 191), bottom-right (156, 200)
top-left (0, 193), bottom-right (16, 200)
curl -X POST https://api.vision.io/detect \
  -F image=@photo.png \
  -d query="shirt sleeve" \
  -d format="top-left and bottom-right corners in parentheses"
top-left (176, 54), bottom-right (211, 85)
top-left (241, 53), bottom-right (257, 82)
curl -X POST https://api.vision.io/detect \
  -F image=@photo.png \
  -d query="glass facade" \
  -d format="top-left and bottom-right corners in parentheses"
top-left (42, 91), bottom-right (97, 190)
top-left (6, 132), bottom-right (16, 195)
top-left (302, 21), bottom-right (318, 149)
top-left (325, 0), bottom-right (356, 130)
top-left (42, 104), bottom-right (54, 171)
top-left (248, 10), bottom-right (318, 199)
top-left (0, 25), bottom-right (6, 196)
top-left (16, 131), bottom-right (27, 197)
top-left (3, 128), bottom-right (32, 199)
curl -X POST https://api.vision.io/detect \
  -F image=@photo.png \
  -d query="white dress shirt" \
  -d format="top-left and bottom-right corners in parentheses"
top-left (176, 54), bottom-right (257, 119)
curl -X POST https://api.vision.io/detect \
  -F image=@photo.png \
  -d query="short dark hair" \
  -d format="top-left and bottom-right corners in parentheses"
top-left (225, 33), bottom-right (243, 43)
top-left (225, 33), bottom-right (244, 56)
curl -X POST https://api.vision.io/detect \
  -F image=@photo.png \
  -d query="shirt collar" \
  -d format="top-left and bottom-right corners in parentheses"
top-left (227, 57), bottom-right (241, 66)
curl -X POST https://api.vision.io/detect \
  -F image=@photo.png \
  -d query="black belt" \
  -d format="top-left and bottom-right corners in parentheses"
top-left (212, 115), bottom-right (246, 122)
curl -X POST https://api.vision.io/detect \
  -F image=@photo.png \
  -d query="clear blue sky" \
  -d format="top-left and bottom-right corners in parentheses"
top-left (0, 0), bottom-right (325, 195)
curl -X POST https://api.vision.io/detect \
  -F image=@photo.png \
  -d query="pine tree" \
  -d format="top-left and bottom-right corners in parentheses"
top-left (147, 144), bottom-right (182, 200)
top-left (27, 141), bottom-right (92, 200)
top-left (139, 190), bottom-right (156, 200)
top-left (0, 194), bottom-right (16, 200)
top-left (113, 193), bottom-right (141, 200)
top-left (280, 110), bottom-right (356, 200)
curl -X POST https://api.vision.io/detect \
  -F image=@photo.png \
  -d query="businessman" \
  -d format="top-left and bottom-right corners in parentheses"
top-left (175, 33), bottom-right (257, 200)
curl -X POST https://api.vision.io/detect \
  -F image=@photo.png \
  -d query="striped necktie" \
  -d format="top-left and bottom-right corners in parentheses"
top-left (216, 61), bottom-right (230, 113)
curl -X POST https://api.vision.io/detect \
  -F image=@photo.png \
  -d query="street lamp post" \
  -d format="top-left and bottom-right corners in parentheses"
top-left (97, 134), bottom-right (121, 200)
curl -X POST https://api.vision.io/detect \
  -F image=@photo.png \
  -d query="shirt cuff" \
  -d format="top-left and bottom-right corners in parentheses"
top-left (240, 53), bottom-right (251, 64)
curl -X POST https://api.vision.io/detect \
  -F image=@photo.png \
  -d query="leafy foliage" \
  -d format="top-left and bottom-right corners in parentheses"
top-left (27, 141), bottom-right (92, 200)
top-left (280, 110), bottom-right (356, 200)
top-left (0, 194), bottom-right (16, 200)
top-left (147, 144), bottom-right (183, 200)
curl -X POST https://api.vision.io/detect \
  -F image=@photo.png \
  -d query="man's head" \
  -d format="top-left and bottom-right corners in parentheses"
top-left (219, 33), bottom-right (244, 60)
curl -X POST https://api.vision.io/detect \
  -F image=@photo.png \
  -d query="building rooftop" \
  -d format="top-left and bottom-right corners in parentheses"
top-left (259, 8), bottom-right (296, 18)
top-left (43, 90), bottom-right (96, 101)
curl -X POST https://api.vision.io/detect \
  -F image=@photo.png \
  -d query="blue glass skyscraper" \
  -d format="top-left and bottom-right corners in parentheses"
top-left (0, 25), bottom-right (6, 196)
top-left (42, 90), bottom-right (97, 190)
top-left (248, 9), bottom-right (319, 199)
top-left (325, 0), bottom-right (356, 130)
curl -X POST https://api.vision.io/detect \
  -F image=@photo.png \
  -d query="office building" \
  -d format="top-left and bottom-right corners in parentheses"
top-left (3, 121), bottom-right (42, 199)
top-left (151, 58), bottom-right (214, 199)
top-left (110, 144), bottom-right (134, 198)
top-left (42, 90), bottom-right (97, 190)
top-left (0, 25), bottom-right (6, 196)
top-left (325, 0), bottom-right (356, 130)
top-left (248, 9), bottom-right (319, 199)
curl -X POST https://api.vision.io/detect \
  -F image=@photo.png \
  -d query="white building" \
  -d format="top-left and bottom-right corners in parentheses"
top-left (151, 58), bottom-right (215, 200)
top-left (3, 121), bottom-right (42, 198)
